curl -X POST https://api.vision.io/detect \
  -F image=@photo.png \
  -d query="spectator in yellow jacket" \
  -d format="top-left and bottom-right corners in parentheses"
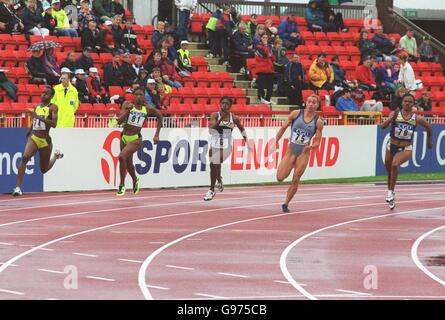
top-left (51, 73), bottom-right (79, 128)
top-left (309, 53), bottom-right (335, 90)
top-left (51, 0), bottom-right (78, 37)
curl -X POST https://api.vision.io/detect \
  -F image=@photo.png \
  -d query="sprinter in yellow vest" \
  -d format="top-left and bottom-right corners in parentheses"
top-left (177, 40), bottom-right (197, 72)
top-left (13, 86), bottom-right (64, 196)
top-left (51, 73), bottom-right (79, 128)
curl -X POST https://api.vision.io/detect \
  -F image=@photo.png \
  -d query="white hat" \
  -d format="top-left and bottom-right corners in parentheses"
top-left (147, 78), bottom-right (156, 84)
top-left (43, 3), bottom-right (51, 10)
top-left (180, 40), bottom-right (189, 45)
top-left (104, 20), bottom-right (113, 26)
top-left (89, 67), bottom-right (98, 73)
top-left (61, 67), bottom-right (72, 74)
top-left (51, 0), bottom-right (61, 5)
top-left (75, 69), bottom-right (85, 75)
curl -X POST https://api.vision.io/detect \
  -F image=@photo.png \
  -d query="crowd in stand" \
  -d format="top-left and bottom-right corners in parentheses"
top-left (0, 0), bottom-right (441, 128)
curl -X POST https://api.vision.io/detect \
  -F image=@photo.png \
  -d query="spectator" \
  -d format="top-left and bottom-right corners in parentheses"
top-left (399, 29), bottom-right (419, 62)
top-left (213, 5), bottom-right (232, 66)
top-left (20, 0), bottom-right (49, 36)
top-left (330, 55), bottom-right (345, 85)
top-left (419, 36), bottom-right (437, 63)
top-left (86, 67), bottom-right (109, 103)
top-left (398, 53), bottom-right (417, 91)
top-left (336, 89), bottom-right (359, 111)
top-left (120, 52), bottom-right (137, 86)
top-left (356, 56), bottom-right (377, 91)
top-left (144, 50), bottom-right (163, 74)
top-left (149, 35), bottom-right (178, 66)
top-left (51, 0), bottom-right (78, 37)
top-left (252, 23), bottom-right (266, 49)
top-left (150, 67), bottom-right (169, 90)
top-left (264, 19), bottom-right (278, 42)
top-left (205, 8), bottom-right (221, 58)
top-left (246, 14), bottom-right (257, 39)
top-left (0, 69), bottom-right (18, 101)
top-left (177, 40), bottom-right (197, 73)
top-left (152, 21), bottom-right (165, 48)
top-left (351, 88), bottom-right (384, 112)
top-left (390, 87), bottom-right (409, 110)
top-left (231, 24), bottom-right (253, 74)
top-left (41, 47), bottom-right (60, 85)
top-left (144, 78), bottom-right (158, 107)
top-left (81, 19), bottom-right (101, 51)
top-left (97, 19), bottom-right (116, 52)
top-left (278, 13), bottom-right (303, 50)
top-left (284, 53), bottom-right (304, 106)
top-left (92, 0), bottom-right (115, 22)
top-left (110, 14), bottom-right (125, 51)
top-left (112, 0), bottom-right (125, 16)
top-left (78, 0), bottom-right (97, 35)
top-left (160, 48), bottom-right (182, 88)
top-left (42, 2), bottom-right (57, 35)
top-left (122, 17), bottom-right (141, 54)
top-left (175, 0), bottom-right (197, 41)
top-left (75, 46), bottom-right (95, 72)
top-left (377, 57), bottom-right (399, 92)
top-left (309, 53), bottom-right (335, 91)
top-left (372, 26), bottom-right (396, 56)
top-left (415, 91), bottom-right (432, 112)
top-left (320, 0), bottom-right (347, 32)
top-left (304, 0), bottom-right (336, 32)
top-left (132, 54), bottom-right (144, 75)
top-left (359, 30), bottom-right (379, 59)
top-left (157, 83), bottom-right (170, 110)
top-left (103, 50), bottom-right (123, 88)
top-left (0, 0), bottom-right (24, 34)
top-left (51, 73), bottom-right (79, 128)
top-left (26, 48), bottom-right (48, 84)
top-left (72, 69), bottom-right (91, 103)
top-left (137, 67), bottom-right (149, 88)
top-left (255, 34), bottom-right (275, 105)
top-left (60, 51), bottom-right (77, 73)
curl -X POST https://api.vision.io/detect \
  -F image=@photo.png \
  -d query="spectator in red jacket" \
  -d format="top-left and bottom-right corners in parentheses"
top-left (356, 56), bottom-right (377, 91)
top-left (255, 34), bottom-right (275, 105)
top-left (160, 48), bottom-right (182, 88)
top-left (87, 67), bottom-right (109, 103)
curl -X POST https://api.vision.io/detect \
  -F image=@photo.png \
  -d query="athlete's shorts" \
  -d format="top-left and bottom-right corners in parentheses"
top-left (290, 143), bottom-right (305, 157)
top-left (121, 133), bottom-right (141, 145)
top-left (31, 134), bottom-right (51, 149)
top-left (387, 141), bottom-right (413, 156)
top-left (210, 147), bottom-right (232, 165)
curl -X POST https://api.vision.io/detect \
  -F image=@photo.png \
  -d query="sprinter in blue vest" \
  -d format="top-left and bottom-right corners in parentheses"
top-left (274, 95), bottom-right (324, 212)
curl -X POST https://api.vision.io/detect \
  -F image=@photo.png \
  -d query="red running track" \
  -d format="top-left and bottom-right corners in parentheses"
top-left (0, 183), bottom-right (444, 300)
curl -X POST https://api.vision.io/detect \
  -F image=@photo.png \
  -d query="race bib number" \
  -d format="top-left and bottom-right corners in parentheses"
top-left (127, 111), bottom-right (145, 127)
top-left (32, 117), bottom-right (46, 131)
top-left (394, 124), bottom-right (413, 140)
top-left (291, 129), bottom-right (310, 146)
top-left (211, 135), bottom-right (229, 149)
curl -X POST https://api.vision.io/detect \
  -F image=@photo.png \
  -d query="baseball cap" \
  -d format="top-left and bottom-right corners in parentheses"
top-left (51, 0), bottom-right (61, 5)
top-left (75, 69), bottom-right (85, 75)
top-left (147, 78), bottom-right (156, 84)
top-left (61, 67), bottom-right (72, 74)
top-left (43, 3), bottom-right (51, 10)
top-left (89, 67), bottom-right (98, 73)
top-left (180, 40), bottom-right (189, 45)
top-left (104, 20), bottom-right (113, 26)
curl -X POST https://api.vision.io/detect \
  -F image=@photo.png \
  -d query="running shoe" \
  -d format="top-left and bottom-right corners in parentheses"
top-left (216, 178), bottom-right (224, 193)
top-left (388, 198), bottom-right (396, 210)
top-left (385, 191), bottom-right (394, 203)
top-left (282, 204), bottom-right (290, 213)
top-left (12, 187), bottom-right (22, 197)
top-left (133, 176), bottom-right (140, 195)
top-left (204, 190), bottom-right (215, 201)
top-left (54, 150), bottom-right (64, 159)
top-left (116, 186), bottom-right (126, 197)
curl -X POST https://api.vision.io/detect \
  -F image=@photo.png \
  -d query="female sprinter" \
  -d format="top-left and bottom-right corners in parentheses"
top-left (13, 86), bottom-right (63, 196)
top-left (275, 95), bottom-right (324, 212)
top-left (381, 93), bottom-right (432, 209)
top-left (204, 96), bottom-right (250, 201)
top-left (116, 87), bottom-right (163, 196)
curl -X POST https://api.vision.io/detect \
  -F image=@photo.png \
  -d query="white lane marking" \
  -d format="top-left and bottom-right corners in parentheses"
top-left (166, 265), bottom-right (195, 271)
top-left (194, 293), bottom-right (227, 299)
top-left (335, 289), bottom-right (371, 296)
top-left (146, 285), bottom-right (170, 290)
top-left (0, 288), bottom-right (25, 296)
top-left (280, 206), bottom-right (445, 301)
top-left (186, 238), bottom-right (202, 241)
top-left (119, 259), bottom-right (143, 264)
top-left (139, 197), bottom-right (445, 300)
top-left (275, 240), bottom-right (291, 243)
top-left (34, 247), bottom-right (54, 251)
top-left (0, 242), bottom-right (13, 246)
top-left (274, 280), bottom-right (307, 286)
top-left (0, 263), bottom-right (18, 267)
top-left (397, 238), bottom-right (413, 241)
top-left (217, 272), bottom-right (249, 278)
top-left (38, 269), bottom-right (64, 274)
top-left (411, 224), bottom-right (445, 288)
top-left (86, 276), bottom-right (115, 282)
top-left (73, 252), bottom-right (98, 258)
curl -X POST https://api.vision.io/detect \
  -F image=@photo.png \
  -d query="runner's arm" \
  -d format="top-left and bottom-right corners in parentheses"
top-left (276, 110), bottom-right (299, 142)
top-left (117, 102), bottom-right (131, 125)
top-left (416, 115), bottom-right (433, 149)
top-left (381, 109), bottom-right (398, 129)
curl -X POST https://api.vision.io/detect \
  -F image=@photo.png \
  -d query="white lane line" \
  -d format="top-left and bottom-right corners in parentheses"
top-left (335, 289), bottom-right (372, 296)
top-left (146, 285), bottom-right (170, 290)
top-left (411, 224), bottom-right (445, 288)
top-left (194, 293), bottom-right (226, 299)
top-left (38, 269), bottom-right (64, 274)
top-left (0, 288), bottom-right (25, 296)
top-left (73, 252), bottom-right (98, 258)
top-left (139, 197), bottom-right (445, 300)
top-left (166, 265), bottom-right (195, 271)
top-left (217, 272), bottom-right (249, 278)
top-left (0, 263), bottom-right (18, 267)
top-left (275, 240), bottom-right (291, 243)
top-left (34, 247), bottom-right (54, 251)
top-left (397, 238), bottom-right (413, 241)
top-left (0, 242), bottom-right (13, 246)
top-left (119, 259), bottom-right (143, 264)
top-left (281, 206), bottom-right (445, 301)
top-left (186, 238), bottom-right (202, 241)
top-left (274, 280), bottom-right (307, 286)
top-left (86, 276), bottom-right (115, 282)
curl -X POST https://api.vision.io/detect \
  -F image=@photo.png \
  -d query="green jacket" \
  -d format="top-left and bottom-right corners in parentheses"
top-left (51, 83), bottom-right (79, 128)
top-left (52, 8), bottom-right (70, 29)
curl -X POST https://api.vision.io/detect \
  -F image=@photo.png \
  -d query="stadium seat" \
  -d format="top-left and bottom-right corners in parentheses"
top-left (108, 86), bottom-right (124, 97)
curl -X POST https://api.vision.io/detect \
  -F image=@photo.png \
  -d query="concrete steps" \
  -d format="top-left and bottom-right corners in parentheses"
top-left (209, 65), bottom-right (228, 72)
